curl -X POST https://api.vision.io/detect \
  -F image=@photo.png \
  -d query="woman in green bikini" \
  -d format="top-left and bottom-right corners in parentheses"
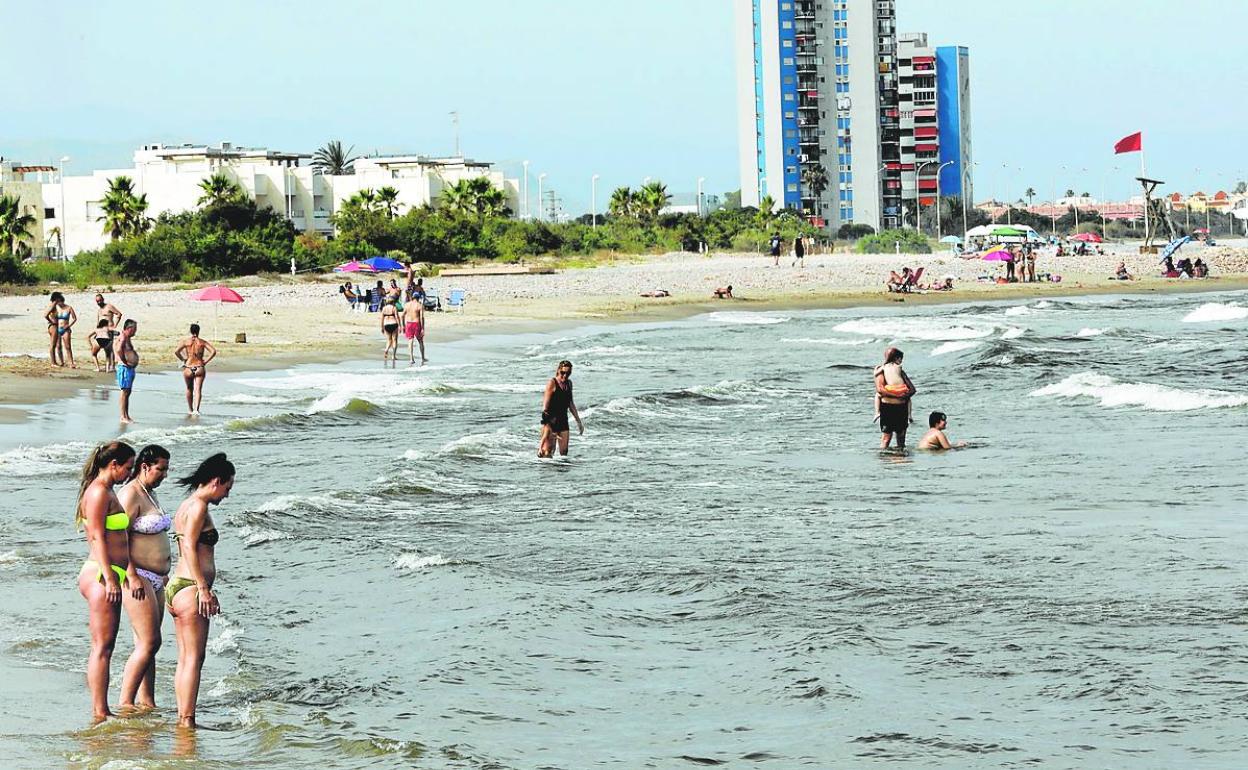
top-left (76, 440), bottom-right (137, 720)
top-left (166, 452), bottom-right (234, 728)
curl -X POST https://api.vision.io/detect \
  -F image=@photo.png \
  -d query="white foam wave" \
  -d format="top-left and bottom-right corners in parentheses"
top-left (439, 429), bottom-right (532, 459)
top-left (1032, 372), bottom-right (1248, 411)
top-left (218, 393), bottom-right (294, 405)
top-left (1001, 327), bottom-right (1025, 339)
top-left (1181, 303), bottom-right (1248, 323)
top-left (0, 442), bottom-right (90, 477)
top-left (0, 550), bottom-right (18, 565)
top-left (781, 337), bottom-right (875, 346)
top-left (834, 317), bottom-right (996, 341)
top-left (208, 626), bottom-right (241, 654)
top-left (706, 311), bottom-right (790, 325)
top-left (394, 553), bottom-right (454, 572)
top-left (1075, 328), bottom-right (1106, 337)
top-left (1004, 305), bottom-right (1033, 317)
top-left (237, 525), bottom-right (292, 546)
top-left (931, 340), bottom-right (982, 356)
top-left (252, 493), bottom-right (341, 514)
top-left (560, 345), bottom-right (655, 358)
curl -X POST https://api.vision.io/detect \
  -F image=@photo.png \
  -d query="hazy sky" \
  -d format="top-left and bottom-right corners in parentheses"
top-left (2, 1), bottom-right (1244, 213)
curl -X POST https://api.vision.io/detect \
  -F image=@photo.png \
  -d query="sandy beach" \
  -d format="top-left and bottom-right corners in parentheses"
top-left (4, 243), bottom-right (1247, 414)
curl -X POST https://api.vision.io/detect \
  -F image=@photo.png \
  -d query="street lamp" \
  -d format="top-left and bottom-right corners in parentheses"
top-left (935, 160), bottom-right (954, 240)
top-left (537, 173), bottom-right (547, 222)
top-left (591, 174), bottom-right (600, 229)
top-left (962, 161), bottom-right (977, 244)
top-left (916, 160), bottom-right (937, 233)
top-left (697, 177), bottom-right (706, 217)
top-left (1073, 167), bottom-right (1087, 232)
top-left (522, 160), bottom-right (529, 219)
top-left (58, 156), bottom-right (70, 259)
top-left (1102, 165), bottom-right (1117, 237)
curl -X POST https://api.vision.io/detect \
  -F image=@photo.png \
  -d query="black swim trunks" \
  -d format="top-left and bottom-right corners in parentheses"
top-left (879, 401), bottom-right (908, 435)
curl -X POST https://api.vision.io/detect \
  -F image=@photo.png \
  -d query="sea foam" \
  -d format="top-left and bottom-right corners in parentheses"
top-left (931, 340), bottom-right (982, 356)
top-left (394, 553), bottom-right (454, 572)
top-left (707, 311), bottom-right (790, 325)
top-left (1181, 303), bottom-right (1248, 323)
top-left (1032, 372), bottom-right (1248, 411)
top-left (834, 317), bottom-right (996, 341)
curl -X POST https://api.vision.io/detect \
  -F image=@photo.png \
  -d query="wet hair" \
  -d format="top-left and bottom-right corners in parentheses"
top-left (50, 291), bottom-right (65, 304)
top-left (190, 323), bottom-right (200, 335)
top-left (884, 347), bottom-right (904, 364)
top-left (76, 441), bottom-right (136, 525)
top-left (123, 319), bottom-right (137, 331)
top-left (178, 452), bottom-right (235, 489)
top-left (929, 411), bottom-right (947, 428)
top-left (131, 444), bottom-right (171, 480)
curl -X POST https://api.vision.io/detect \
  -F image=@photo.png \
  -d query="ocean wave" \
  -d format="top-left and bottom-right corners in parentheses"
top-left (1032, 372), bottom-right (1248, 411)
top-left (706, 311), bottom-right (791, 325)
top-left (1001, 327), bottom-right (1025, 339)
top-left (0, 550), bottom-right (18, 565)
top-left (237, 525), bottom-right (293, 547)
top-left (781, 337), bottom-right (876, 346)
top-left (218, 393), bottom-right (298, 405)
top-left (1181, 303), bottom-right (1248, 323)
top-left (834, 317), bottom-right (997, 341)
top-left (1075, 328), bottom-right (1106, 338)
top-left (0, 442), bottom-right (90, 477)
top-left (1003, 305), bottom-right (1033, 317)
top-left (560, 344), bottom-right (657, 358)
top-left (440, 429), bottom-right (533, 461)
top-left (225, 412), bottom-right (306, 432)
top-left (931, 340), bottom-right (982, 356)
top-left (208, 625), bottom-right (242, 655)
top-left (394, 552), bottom-right (456, 572)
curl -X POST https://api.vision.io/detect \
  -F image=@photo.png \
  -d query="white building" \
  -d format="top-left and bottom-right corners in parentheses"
top-left (0, 159), bottom-right (56, 256)
top-left (10, 142), bottom-right (519, 258)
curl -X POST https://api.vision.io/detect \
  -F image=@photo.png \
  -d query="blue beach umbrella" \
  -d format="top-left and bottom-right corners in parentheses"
top-left (939, 235), bottom-right (962, 244)
top-left (362, 256), bottom-right (405, 272)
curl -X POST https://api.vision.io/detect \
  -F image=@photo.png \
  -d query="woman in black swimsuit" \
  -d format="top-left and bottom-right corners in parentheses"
top-left (379, 297), bottom-right (400, 363)
top-left (538, 360), bottom-right (584, 458)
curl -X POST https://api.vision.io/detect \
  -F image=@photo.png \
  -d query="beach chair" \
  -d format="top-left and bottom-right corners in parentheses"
top-left (903, 267), bottom-right (924, 292)
top-left (366, 290), bottom-right (382, 313)
top-left (447, 288), bottom-right (466, 311)
top-left (422, 290), bottom-right (441, 311)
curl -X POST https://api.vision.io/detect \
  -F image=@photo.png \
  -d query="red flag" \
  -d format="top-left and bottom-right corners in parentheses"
top-left (1114, 131), bottom-right (1142, 154)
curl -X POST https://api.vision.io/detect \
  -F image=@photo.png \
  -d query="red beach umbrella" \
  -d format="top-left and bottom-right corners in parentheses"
top-left (1070, 232), bottom-right (1103, 243)
top-left (189, 285), bottom-right (244, 340)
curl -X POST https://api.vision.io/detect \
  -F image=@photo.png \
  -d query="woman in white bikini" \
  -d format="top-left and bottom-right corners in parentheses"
top-left (174, 324), bottom-right (217, 416)
top-left (117, 444), bottom-right (172, 710)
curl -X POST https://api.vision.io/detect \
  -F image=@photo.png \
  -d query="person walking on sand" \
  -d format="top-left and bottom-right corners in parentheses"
top-left (401, 294), bottom-right (427, 365)
top-left (174, 324), bottom-right (217, 416)
top-left (791, 234), bottom-right (806, 268)
top-left (538, 360), bottom-right (584, 458)
top-left (166, 453), bottom-right (234, 728)
top-left (75, 440), bottom-right (137, 720)
top-left (117, 444), bottom-right (172, 710)
top-left (874, 347), bottom-right (915, 450)
top-left (769, 233), bottom-right (782, 266)
top-left (91, 293), bottom-right (123, 372)
top-left (116, 319), bottom-right (140, 424)
top-left (380, 297), bottom-right (400, 363)
top-left (917, 411), bottom-right (967, 450)
top-left (44, 292), bottom-right (78, 367)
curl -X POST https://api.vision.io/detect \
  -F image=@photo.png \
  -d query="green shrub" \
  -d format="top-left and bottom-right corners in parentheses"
top-left (0, 253), bottom-right (31, 284)
top-left (856, 228), bottom-right (931, 254)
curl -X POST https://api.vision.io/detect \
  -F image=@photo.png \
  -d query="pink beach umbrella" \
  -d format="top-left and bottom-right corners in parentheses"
top-left (333, 260), bottom-right (376, 273)
top-left (981, 249), bottom-right (1013, 261)
top-left (189, 284), bottom-right (244, 340)
top-left (1070, 232), bottom-right (1103, 243)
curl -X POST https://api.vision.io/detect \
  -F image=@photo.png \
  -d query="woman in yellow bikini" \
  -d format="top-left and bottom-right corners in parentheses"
top-left (75, 440), bottom-right (137, 720)
top-left (166, 452), bottom-right (234, 728)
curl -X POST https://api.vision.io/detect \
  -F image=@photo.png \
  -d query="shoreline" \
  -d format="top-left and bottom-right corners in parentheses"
top-left (3, 256), bottom-right (1246, 420)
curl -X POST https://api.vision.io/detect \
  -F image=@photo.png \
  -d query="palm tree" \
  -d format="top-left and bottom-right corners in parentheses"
top-left (756, 194), bottom-right (777, 228)
top-left (99, 176), bottom-right (149, 240)
top-left (0, 194), bottom-right (36, 254)
top-left (636, 181), bottom-right (671, 221)
top-left (313, 140), bottom-right (357, 175)
top-left (608, 186), bottom-right (637, 219)
top-left (197, 172), bottom-right (244, 207)
top-left (376, 186), bottom-right (401, 218)
top-left (439, 178), bottom-right (509, 221)
top-left (1025, 187), bottom-right (1036, 207)
top-left (1064, 189), bottom-right (1075, 199)
top-left (801, 165), bottom-right (830, 212)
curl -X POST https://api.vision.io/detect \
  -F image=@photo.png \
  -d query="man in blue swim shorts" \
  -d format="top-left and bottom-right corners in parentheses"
top-left (116, 319), bottom-right (140, 424)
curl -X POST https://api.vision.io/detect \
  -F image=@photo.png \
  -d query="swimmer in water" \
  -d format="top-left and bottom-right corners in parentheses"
top-left (916, 411), bottom-right (967, 450)
top-left (75, 441), bottom-right (138, 720)
top-left (167, 453), bottom-right (234, 728)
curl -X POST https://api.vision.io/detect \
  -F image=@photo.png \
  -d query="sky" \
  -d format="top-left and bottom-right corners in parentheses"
top-left (2, 0), bottom-right (1245, 215)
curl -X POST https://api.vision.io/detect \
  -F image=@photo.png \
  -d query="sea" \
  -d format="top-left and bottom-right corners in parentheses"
top-left (1, 289), bottom-right (1246, 769)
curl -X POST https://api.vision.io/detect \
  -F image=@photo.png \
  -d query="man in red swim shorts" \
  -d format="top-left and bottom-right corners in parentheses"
top-left (401, 298), bottom-right (426, 365)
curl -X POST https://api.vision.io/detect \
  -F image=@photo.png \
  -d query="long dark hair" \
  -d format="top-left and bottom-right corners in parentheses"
top-left (178, 453), bottom-right (235, 489)
top-left (129, 444), bottom-right (170, 481)
top-left (77, 441), bottom-right (136, 526)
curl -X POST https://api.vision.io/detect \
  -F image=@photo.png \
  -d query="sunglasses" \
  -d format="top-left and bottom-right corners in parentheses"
top-left (557, 369), bottom-right (571, 375)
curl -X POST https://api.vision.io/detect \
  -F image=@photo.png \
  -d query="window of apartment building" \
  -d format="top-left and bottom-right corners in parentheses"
top-left (783, 57), bottom-right (795, 65)
top-left (782, 20), bottom-right (792, 29)
top-left (781, 2), bottom-right (791, 8)
top-left (835, 82), bottom-right (849, 93)
top-left (835, 45), bottom-right (847, 59)
top-left (44, 207), bottom-right (56, 219)
top-left (834, 27), bottom-right (846, 39)
top-left (787, 183), bottom-right (799, 192)
top-left (784, 76), bottom-right (794, 84)
top-left (782, 39), bottom-right (793, 47)
top-left (784, 93), bottom-right (795, 101)
top-left (785, 130), bottom-right (797, 138)
top-left (784, 111), bottom-right (796, 119)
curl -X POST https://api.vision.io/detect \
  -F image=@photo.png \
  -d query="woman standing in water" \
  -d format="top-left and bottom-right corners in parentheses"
top-left (44, 291), bottom-right (78, 367)
top-left (174, 324), bottom-right (217, 416)
top-left (76, 441), bottom-right (137, 720)
top-left (538, 360), bottom-right (584, 458)
top-left (166, 453), bottom-right (234, 728)
top-left (380, 297), bottom-right (400, 363)
top-left (116, 444), bottom-right (171, 710)
top-left (874, 347), bottom-right (916, 450)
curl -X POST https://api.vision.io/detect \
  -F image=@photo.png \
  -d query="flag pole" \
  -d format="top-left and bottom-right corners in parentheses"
top-left (1140, 134), bottom-right (1149, 245)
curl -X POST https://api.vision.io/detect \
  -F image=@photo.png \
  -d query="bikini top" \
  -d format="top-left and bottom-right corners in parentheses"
top-left (105, 512), bottom-right (130, 530)
top-left (130, 484), bottom-right (172, 535)
top-left (174, 527), bottom-right (219, 546)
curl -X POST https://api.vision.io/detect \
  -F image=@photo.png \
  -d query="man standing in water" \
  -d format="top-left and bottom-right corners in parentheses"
top-left (538, 360), bottom-right (584, 458)
top-left (402, 295), bottom-right (427, 365)
top-left (116, 319), bottom-right (140, 424)
top-left (874, 347), bottom-right (915, 449)
top-left (92, 293), bottom-right (123, 372)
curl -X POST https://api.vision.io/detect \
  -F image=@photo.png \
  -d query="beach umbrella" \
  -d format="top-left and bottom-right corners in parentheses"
top-left (1071, 232), bottom-right (1103, 243)
top-left (362, 256), bottom-right (405, 272)
top-left (939, 235), bottom-right (962, 244)
top-left (990, 226), bottom-right (1025, 237)
top-left (189, 285), bottom-right (244, 341)
top-left (982, 249), bottom-right (1013, 261)
top-left (333, 260), bottom-right (376, 273)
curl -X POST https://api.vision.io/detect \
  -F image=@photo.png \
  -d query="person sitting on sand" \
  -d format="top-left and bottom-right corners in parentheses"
top-left (712, 285), bottom-right (734, 299)
top-left (640, 289), bottom-right (670, 298)
top-left (1175, 257), bottom-right (1194, 278)
top-left (886, 267), bottom-right (912, 292)
top-left (1113, 262), bottom-right (1132, 281)
top-left (1193, 258), bottom-right (1208, 278)
top-left (917, 411), bottom-right (967, 450)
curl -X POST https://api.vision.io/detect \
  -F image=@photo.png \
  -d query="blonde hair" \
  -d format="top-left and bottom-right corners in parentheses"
top-left (76, 441), bottom-right (135, 527)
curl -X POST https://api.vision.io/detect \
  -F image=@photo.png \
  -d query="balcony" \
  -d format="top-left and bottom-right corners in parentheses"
top-left (798, 79), bottom-right (819, 91)
top-left (796, 44), bottom-right (817, 57)
top-left (795, 3), bottom-right (815, 19)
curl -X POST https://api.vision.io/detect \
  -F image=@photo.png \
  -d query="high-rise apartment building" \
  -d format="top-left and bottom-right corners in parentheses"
top-left (895, 34), bottom-right (972, 223)
top-left (735, 0), bottom-right (902, 232)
